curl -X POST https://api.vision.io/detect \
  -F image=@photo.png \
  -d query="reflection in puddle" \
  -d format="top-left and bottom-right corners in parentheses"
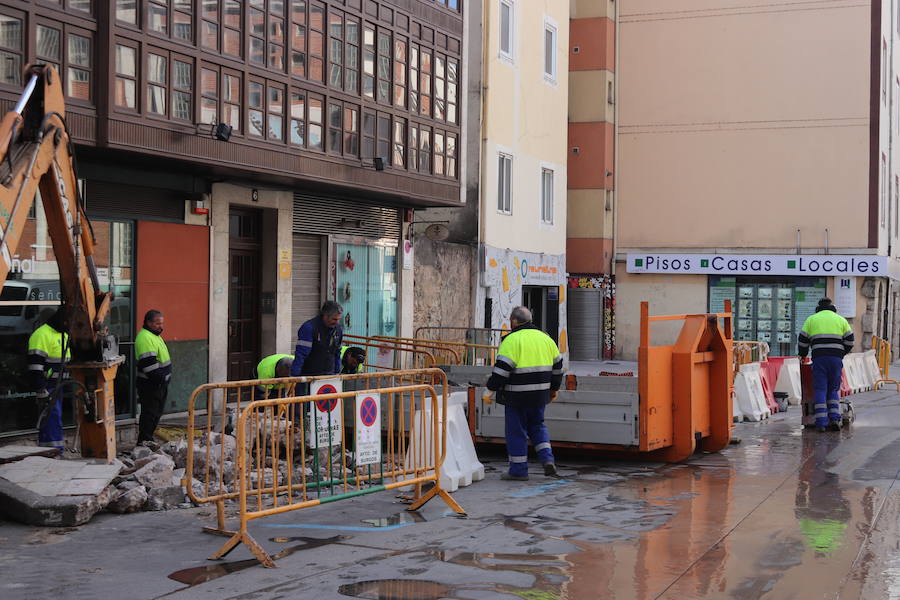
top-left (360, 512), bottom-right (427, 528)
top-left (167, 535), bottom-right (346, 586)
top-left (338, 579), bottom-right (458, 599)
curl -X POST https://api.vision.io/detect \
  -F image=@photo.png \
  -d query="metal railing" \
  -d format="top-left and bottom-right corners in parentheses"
top-left (184, 369), bottom-right (450, 537)
top-left (871, 335), bottom-right (899, 391)
top-left (208, 379), bottom-right (465, 567)
top-left (351, 333), bottom-right (499, 366)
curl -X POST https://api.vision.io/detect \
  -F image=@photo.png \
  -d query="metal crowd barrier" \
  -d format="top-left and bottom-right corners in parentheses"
top-left (732, 340), bottom-right (769, 372)
top-left (344, 338), bottom-right (437, 371)
top-left (184, 368), bottom-right (463, 566)
top-left (346, 333), bottom-right (462, 365)
top-left (349, 333), bottom-right (499, 366)
top-left (871, 335), bottom-right (899, 391)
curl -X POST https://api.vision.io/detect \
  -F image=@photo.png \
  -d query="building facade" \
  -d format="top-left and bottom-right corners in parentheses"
top-left (0, 0), bottom-right (465, 438)
top-left (614, 0), bottom-right (900, 360)
top-left (475, 0), bottom-right (569, 349)
top-left (565, 0), bottom-right (616, 361)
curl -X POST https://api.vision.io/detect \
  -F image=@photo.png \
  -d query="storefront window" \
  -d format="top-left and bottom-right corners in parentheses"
top-left (0, 196), bottom-right (135, 436)
top-left (708, 276), bottom-right (827, 356)
top-left (334, 242), bottom-right (397, 338)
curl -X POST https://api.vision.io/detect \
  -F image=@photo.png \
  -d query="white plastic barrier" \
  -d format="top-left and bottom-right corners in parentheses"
top-left (734, 363), bottom-right (770, 422)
top-left (774, 358), bottom-right (802, 405)
top-left (843, 353), bottom-right (864, 393)
top-left (864, 350), bottom-right (883, 386)
top-left (405, 391), bottom-right (484, 492)
top-left (850, 353), bottom-right (873, 391)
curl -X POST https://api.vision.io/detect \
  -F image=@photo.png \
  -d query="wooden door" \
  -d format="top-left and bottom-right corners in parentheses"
top-left (227, 209), bottom-right (262, 381)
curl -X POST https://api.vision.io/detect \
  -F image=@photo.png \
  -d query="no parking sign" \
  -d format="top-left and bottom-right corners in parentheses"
top-left (307, 379), bottom-right (342, 447)
top-left (355, 393), bottom-right (381, 466)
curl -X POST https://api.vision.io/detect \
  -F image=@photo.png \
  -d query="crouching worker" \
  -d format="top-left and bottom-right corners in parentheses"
top-left (253, 353), bottom-right (294, 397)
top-left (486, 306), bottom-right (564, 481)
top-left (340, 346), bottom-right (367, 374)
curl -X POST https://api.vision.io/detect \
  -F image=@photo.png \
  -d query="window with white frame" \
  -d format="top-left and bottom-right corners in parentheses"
top-left (499, 0), bottom-right (513, 59)
top-left (497, 153), bottom-right (512, 213)
top-left (543, 21), bottom-right (556, 80)
top-left (541, 168), bottom-right (553, 224)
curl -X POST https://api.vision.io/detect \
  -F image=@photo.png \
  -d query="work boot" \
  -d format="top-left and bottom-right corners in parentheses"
top-left (816, 425), bottom-right (827, 433)
top-left (543, 462), bottom-right (559, 477)
top-left (829, 421), bottom-right (842, 432)
top-left (501, 473), bottom-right (529, 481)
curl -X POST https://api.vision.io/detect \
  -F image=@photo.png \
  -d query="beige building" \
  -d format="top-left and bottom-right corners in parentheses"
top-left (477, 0), bottom-right (570, 349)
top-left (614, 0), bottom-right (900, 359)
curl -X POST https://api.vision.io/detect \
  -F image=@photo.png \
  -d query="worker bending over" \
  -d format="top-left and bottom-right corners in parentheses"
top-left (340, 346), bottom-right (366, 374)
top-left (486, 306), bottom-right (564, 480)
top-left (292, 301), bottom-right (344, 377)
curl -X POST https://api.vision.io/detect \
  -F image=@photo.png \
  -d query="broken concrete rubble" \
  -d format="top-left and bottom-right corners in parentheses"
top-left (107, 485), bottom-right (148, 514)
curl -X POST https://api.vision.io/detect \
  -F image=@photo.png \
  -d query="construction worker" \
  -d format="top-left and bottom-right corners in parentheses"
top-left (292, 301), bottom-right (344, 377)
top-left (251, 353), bottom-right (293, 396)
top-left (27, 308), bottom-right (70, 450)
top-left (798, 298), bottom-right (854, 433)
top-left (340, 346), bottom-right (367, 374)
top-left (135, 309), bottom-right (171, 445)
top-left (486, 306), bottom-right (564, 480)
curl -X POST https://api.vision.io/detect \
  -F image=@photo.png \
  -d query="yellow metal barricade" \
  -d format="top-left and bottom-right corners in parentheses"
top-left (871, 335), bottom-right (899, 391)
top-left (184, 369), bottom-right (461, 556)
top-left (346, 339), bottom-right (437, 370)
top-left (212, 382), bottom-right (463, 567)
top-left (348, 333), bottom-right (499, 366)
top-left (732, 340), bottom-right (768, 373)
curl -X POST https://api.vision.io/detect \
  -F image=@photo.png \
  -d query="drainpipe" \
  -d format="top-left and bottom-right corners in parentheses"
top-left (610, 0), bottom-right (619, 277)
top-left (476, 0), bottom-right (490, 331)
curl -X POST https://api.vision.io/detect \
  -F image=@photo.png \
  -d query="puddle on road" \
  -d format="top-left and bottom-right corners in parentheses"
top-left (167, 535), bottom-right (346, 586)
top-left (360, 511), bottom-right (428, 528)
top-left (338, 579), bottom-right (458, 599)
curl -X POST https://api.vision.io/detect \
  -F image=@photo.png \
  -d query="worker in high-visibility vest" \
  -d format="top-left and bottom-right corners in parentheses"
top-left (798, 297), bottom-right (854, 432)
top-left (340, 346), bottom-right (366, 374)
top-left (485, 306), bottom-right (564, 480)
top-left (252, 353), bottom-right (293, 398)
top-left (27, 309), bottom-right (70, 450)
top-left (135, 309), bottom-right (171, 445)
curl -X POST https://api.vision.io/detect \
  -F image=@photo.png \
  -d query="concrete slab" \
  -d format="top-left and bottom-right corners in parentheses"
top-left (0, 445), bottom-right (60, 463)
top-left (0, 457), bottom-right (121, 526)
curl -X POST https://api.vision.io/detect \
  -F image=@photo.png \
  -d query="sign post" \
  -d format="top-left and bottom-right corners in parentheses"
top-left (355, 393), bottom-right (382, 467)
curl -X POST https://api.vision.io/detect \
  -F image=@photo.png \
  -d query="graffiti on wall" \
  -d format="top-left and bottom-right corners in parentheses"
top-left (567, 274), bottom-right (616, 359)
top-left (479, 246), bottom-right (568, 355)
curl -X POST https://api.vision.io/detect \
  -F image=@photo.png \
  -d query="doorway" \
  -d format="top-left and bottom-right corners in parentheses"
top-left (227, 208), bottom-right (262, 381)
top-left (522, 285), bottom-right (559, 344)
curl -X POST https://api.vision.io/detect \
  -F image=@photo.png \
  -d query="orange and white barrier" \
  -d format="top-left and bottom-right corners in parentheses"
top-left (773, 358), bottom-right (802, 405)
top-left (734, 363), bottom-right (770, 422)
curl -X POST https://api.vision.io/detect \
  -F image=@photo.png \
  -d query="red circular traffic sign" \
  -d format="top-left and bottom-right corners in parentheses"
top-left (359, 396), bottom-right (378, 427)
top-left (315, 384), bottom-right (338, 412)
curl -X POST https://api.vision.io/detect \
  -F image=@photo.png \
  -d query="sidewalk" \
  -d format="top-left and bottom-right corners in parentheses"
top-left (1, 384), bottom-right (899, 599)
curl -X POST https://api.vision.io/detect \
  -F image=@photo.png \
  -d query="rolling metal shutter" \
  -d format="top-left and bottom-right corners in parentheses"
top-left (568, 288), bottom-right (603, 361)
top-left (85, 180), bottom-right (185, 221)
top-left (292, 192), bottom-right (401, 239)
top-left (292, 234), bottom-right (322, 328)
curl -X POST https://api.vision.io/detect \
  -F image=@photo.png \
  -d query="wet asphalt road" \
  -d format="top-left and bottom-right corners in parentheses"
top-left (1, 386), bottom-right (899, 600)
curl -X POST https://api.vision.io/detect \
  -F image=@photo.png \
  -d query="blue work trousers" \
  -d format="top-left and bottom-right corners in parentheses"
top-left (38, 388), bottom-right (63, 450)
top-left (505, 400), bottom-right (554, 477)
top-left (812, 355), bottom-right (843, 427)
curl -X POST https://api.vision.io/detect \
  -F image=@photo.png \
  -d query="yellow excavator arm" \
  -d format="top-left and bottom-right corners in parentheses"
top-left (0, 65), bottom-right (121, 459)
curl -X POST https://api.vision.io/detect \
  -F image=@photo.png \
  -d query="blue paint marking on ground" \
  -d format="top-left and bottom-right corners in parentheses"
top-left (260, 522), bottom-right (414, 532)
top-left (508, 479), bottom-right (573, 498)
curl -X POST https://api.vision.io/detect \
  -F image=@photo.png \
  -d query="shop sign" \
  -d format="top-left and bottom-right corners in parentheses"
top-left (833, 276), bottom-right (856, 318)
top-left (627, 254), bottom-right (886, 277)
